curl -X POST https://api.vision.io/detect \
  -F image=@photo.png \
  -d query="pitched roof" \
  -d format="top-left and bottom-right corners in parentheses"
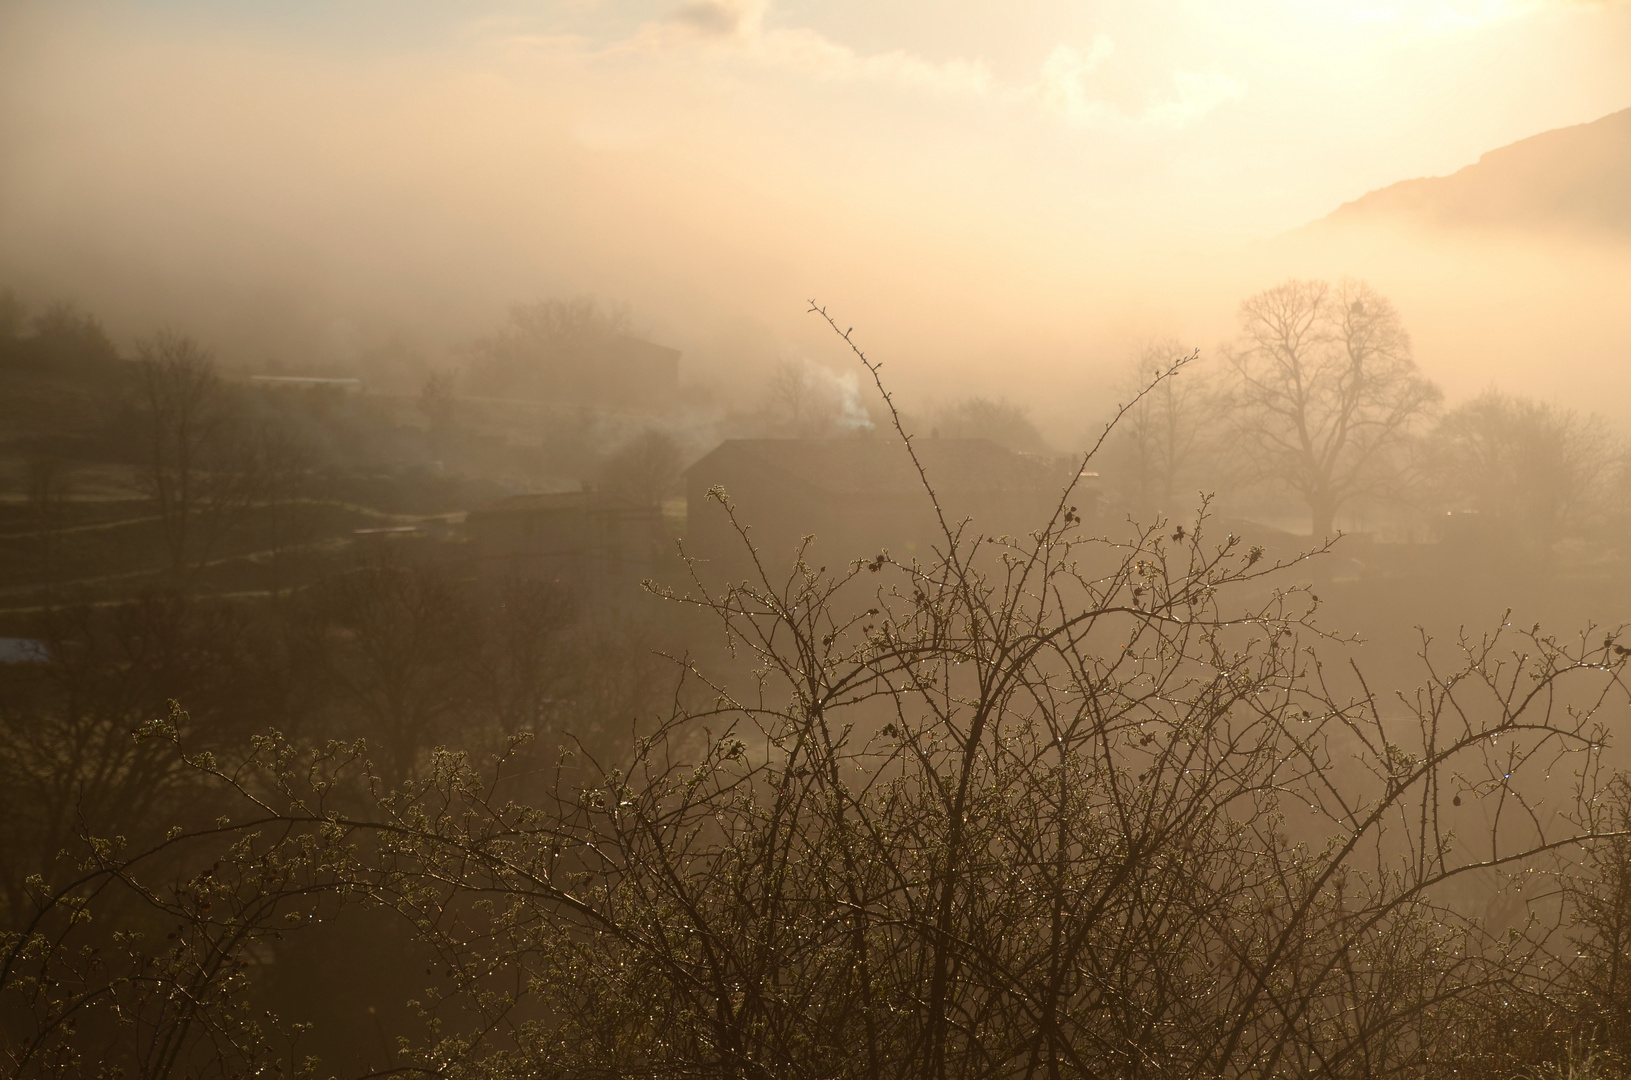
top-left (686, 438), bottom-right (1066, 497)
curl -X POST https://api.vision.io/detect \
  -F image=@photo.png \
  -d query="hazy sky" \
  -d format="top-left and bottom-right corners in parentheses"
top-left (2, 1), bottom-right (1629, 430)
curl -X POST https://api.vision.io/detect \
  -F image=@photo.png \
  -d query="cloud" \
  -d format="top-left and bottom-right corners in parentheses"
top-left (1035, 38), bottom-right (1117, 123)
top-left (630, 0), bottom-right (996, 97)
top-left (599, 6), bottom-right (1238, 129)
top-left (1032, 39), bottom-right (1243, 130)
top-left (754, 31), bottom-right (996, 95)
top-left (669, 0), bottom-right (764, 39)
top-left (1141, 68), bottom-right (1249, 129)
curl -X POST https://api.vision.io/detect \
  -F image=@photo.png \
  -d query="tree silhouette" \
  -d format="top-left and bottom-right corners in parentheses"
top-left (1225, 279), bottom-right (1440, 536)
top-left (1109, 339), bottom-right (1208, 514)
top-left (1428, 389), bottom-right (1616, 546)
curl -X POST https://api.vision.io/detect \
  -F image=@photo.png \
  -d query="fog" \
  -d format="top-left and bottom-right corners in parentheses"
top-left (5, 3), bottom-right (1631, 1077)
top-left (4, 2), bottom-right (1629, 437)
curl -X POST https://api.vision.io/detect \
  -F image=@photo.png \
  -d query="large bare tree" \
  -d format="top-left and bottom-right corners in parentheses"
top-left (132, 331), bottom-right (291, 585)
top-left (132, 332), bottom-right (233, 581)
top-left (1225, 279), bottom-right (1440, 537)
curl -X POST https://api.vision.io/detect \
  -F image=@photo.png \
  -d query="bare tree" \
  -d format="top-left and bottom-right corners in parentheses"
top-left (133, 331), bottom-right (223, 580)
top-left (465, 296), bottom-right (631, 397)
top-left (1428, 389), bottom-right (1617, 546)
top-left (0, 595), bottom-right (258, 931)
top-left (299, 562), bottom-right (483, 788)
top-left (933, 395), bottom-right (1049, 452)
top-left (416, 369), bottom-right (457, 439)
top-left (596, 428), bottom-right (682, 507)
top-left (1568, 776), bottom-right (1631, 1066)
top-left (131, 333), bottom-right (234, 582)
top-left (0, 705), bottom-right (357, 1079)
top-left (765, 357), bottom-right (843, 437)
top-left (0, 288), bottom-right (24, 341)
top-left (29, 301), bottom-right (119, 366)
top-left (131, 332), bottom-right (294, 587)
top-left (9, 313), bottom-right (1631, 1080)
top-left (23, 458), bottom-right (72, 597)
top-left (1225, 279), bottom-right (1440, 537)
top-left (1109, 339), bottom-right (1208, 514)
top-left (481, 575), bottom-right (578, 744)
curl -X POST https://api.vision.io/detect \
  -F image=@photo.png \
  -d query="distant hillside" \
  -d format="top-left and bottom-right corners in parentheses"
top-left (1318, 107), bottom-right (1631, 237)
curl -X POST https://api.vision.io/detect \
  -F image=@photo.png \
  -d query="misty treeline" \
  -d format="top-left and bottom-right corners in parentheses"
top-left (1105, 278), bottom-right (1624, 545)
top-left (758, 354), bottom-right (1052, 453)
top-left (1, 289), bottom-right (689, 1070)
top-left (447, 291), bottom-right (1049, 452)
top-left (3, 295), bottom-right (1631, 1080)
top-left (754, 276), bottom-right (1626, 555)
top-left (0, 292), bottom-right (674, 878)
top-left (3, 288), bottom-right (691, 479)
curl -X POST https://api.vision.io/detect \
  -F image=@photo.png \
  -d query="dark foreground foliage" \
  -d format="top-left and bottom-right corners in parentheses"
top-left (6, 316), bottom-right (1631, 1080)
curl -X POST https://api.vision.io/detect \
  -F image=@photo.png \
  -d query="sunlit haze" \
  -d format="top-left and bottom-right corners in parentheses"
top-left (10, 7), bottom-right (1631, 1070)
top-left (2, 1), bottom-right (1629, 436)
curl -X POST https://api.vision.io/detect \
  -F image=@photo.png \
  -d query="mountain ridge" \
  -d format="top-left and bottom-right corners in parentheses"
top-left (1314, 106), bottom-right (1631, 237)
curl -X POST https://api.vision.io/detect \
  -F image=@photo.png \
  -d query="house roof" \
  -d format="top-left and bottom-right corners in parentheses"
top-left (685, 438), bottom-right (1067, 497)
